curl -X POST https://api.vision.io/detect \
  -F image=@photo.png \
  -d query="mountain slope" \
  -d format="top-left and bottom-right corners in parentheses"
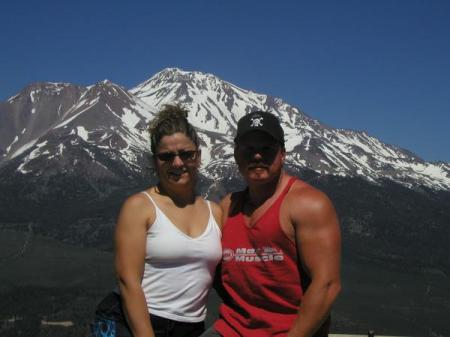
top-left (1, 81), bottom-right (157, 180)
top-left (131, 68), bottom-right (450, 190)
top-left (1, 68), bottom-right (448, 190)
top-left (0, 83), bottom-right (86, 163)
top-left (0, 68), bottom-right (449, 337)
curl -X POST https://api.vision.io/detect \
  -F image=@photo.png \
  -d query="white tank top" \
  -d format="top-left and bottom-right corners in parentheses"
top-left (140, 192), bottom-right (222, 322)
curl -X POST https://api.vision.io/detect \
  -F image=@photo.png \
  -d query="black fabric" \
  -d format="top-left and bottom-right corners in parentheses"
top-left (234, 111), bottom-right (284, 145)
top-left (91, 292), bottom-right (205, 337)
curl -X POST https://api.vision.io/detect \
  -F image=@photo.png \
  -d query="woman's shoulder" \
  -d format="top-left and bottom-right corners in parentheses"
top-left (118, 188), bottom-right (157, 222)
top-left (200, 197), bottom-right (223, 229)
top-left (123, 189), bottom-right (154, 207)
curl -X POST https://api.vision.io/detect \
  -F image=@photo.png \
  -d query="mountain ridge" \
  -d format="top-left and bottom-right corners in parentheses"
top-left (0, 67), bottom-right (449, 191)
top-left (131, 68), bottom-right (450, 190)
top-left (1, 68), bottom-right (449, 337)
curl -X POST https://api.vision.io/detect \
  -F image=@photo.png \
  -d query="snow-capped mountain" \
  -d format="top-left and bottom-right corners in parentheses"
top-left (1, 67), bottom-right (449, 191)
top-left (1, 67), bottom-right (449, 280)
top-left (131, 68), bottom-right (450, 190)
top-left (2, 69), bottom-right (449, 337)
top-left (0, 82), bottom-right (86, 161)
top-left (1, 80), bottom-right (157, 180)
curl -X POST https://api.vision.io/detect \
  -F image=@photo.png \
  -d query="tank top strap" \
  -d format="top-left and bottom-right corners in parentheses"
top-left (206, 200), bottom-right (214, 221)
top-left (269, 176), bottom-right (297, 210)
top-left (206, 200), bottom-right (223, 234)
top-left (206, 200), bottom-right (212, 213)
top-left (281, 176), bottom-right (297, 197)
top-left (141, 191), bottom-right (158, 209)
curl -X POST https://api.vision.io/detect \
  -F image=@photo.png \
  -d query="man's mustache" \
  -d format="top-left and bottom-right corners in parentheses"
top-left (247, 162), bottom-right (270, 169)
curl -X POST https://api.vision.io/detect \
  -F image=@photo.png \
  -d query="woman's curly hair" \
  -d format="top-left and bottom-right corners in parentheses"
top-left (148, 104), bottom-right (200, 154)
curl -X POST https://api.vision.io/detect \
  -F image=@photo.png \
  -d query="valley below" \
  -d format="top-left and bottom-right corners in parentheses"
top-left (1, 228), bottom-right (448, 337)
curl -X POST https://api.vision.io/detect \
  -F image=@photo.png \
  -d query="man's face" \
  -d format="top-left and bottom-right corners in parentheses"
top-left (234, 131), bottom-right (285, 184)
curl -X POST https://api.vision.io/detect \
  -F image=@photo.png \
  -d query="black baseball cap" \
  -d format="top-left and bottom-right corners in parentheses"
top-left (234, 111), bottom-right (284, 145)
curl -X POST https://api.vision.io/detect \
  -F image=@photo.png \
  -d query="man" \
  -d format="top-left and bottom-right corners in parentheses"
top-left (206, 111), bottom-right (341, 337)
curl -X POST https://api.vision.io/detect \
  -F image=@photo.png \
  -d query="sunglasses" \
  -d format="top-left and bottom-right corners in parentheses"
top-left (154, 150), bottom-right (198, 162)
top-left (237, 144), bottom-right (280, 157)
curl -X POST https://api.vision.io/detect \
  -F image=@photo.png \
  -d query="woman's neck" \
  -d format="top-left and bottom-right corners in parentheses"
top-left (154, 183), bottom-right (196, 207)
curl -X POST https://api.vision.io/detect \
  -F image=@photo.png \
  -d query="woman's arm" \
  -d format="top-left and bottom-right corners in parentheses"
top-left (115, 194), bottom-right (155, 337)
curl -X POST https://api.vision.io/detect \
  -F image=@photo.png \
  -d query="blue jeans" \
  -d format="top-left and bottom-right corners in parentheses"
top-left (91, 292), bottom-right (205, 337)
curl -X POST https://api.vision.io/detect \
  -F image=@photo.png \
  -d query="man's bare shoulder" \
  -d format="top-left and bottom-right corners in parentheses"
top-left (220, 190), bottom-right (248, 221)
top-left (220, 192), bottom-right (232, 204)
top-left (287, 179), bottom-right (326, 200)
top-left (218, 193), bottom-right (232, 223)
top-left (284, 179), bottom-right (336, 218)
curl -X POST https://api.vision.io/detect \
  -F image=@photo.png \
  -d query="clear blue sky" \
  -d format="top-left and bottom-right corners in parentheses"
top-left (1, 0), bottom-right (449, 162)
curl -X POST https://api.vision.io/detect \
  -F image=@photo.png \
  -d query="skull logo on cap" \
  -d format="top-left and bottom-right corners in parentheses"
top-left (250, 116), bottom-right (264, 127)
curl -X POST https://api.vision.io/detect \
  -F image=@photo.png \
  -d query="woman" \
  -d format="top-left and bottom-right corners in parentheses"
top-left (92, 104), bottom-right (222, 337)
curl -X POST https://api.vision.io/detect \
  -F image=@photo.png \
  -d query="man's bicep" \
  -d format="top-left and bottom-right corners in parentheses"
top-left (294, 193), bottom-right (341, 280)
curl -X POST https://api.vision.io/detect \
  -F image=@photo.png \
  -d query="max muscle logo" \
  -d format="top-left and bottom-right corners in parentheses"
top-left (222, 247), bottom-right (284, 263)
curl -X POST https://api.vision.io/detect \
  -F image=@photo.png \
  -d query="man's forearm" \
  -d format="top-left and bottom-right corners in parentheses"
top-left (286, 279), bottom-right (341, 337)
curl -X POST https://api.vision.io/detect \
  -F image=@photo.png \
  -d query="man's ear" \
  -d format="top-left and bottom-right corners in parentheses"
top-left (233, 145), bottom-right (239, 162)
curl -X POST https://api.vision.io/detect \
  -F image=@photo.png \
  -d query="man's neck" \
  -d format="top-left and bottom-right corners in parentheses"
top-left (246, 171), bottom-right (287, 208)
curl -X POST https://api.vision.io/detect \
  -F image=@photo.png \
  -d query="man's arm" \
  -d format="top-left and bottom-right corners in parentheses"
top-left (286, 187), bottom-right (341, 337)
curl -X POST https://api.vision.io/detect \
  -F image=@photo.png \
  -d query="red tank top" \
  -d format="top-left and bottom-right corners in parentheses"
top-left (215, 177), bottom-right (304, 337)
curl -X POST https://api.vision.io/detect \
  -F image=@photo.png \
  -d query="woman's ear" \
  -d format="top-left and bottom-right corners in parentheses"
top-left (196, 149), bottom-right (202, 167)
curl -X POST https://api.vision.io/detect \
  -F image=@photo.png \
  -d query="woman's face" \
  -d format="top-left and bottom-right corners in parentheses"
top-left (154, 132), bottom-right (200, 188)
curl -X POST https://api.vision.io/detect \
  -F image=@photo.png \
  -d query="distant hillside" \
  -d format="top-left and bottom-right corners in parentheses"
top-left (1, 68), bottom-right (449, 337)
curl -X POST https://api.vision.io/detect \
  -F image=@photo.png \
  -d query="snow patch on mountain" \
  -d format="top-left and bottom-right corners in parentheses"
top-left (1, 68), bottom-right (449, 190)
top-left (6, 136), bottom-right (19, 154)
top-left (121, 107), bottom-right (141, 129)
top-left (55, 105), bottom-right (92, 129)
top-left (77, 126), bottom-right (89, 141)
top-left (130, 68), bottom-right (449, 190)
top-left (17, 140), bottom-right (48, 173)
top-left (11, 139), bottom-right (39, 160)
